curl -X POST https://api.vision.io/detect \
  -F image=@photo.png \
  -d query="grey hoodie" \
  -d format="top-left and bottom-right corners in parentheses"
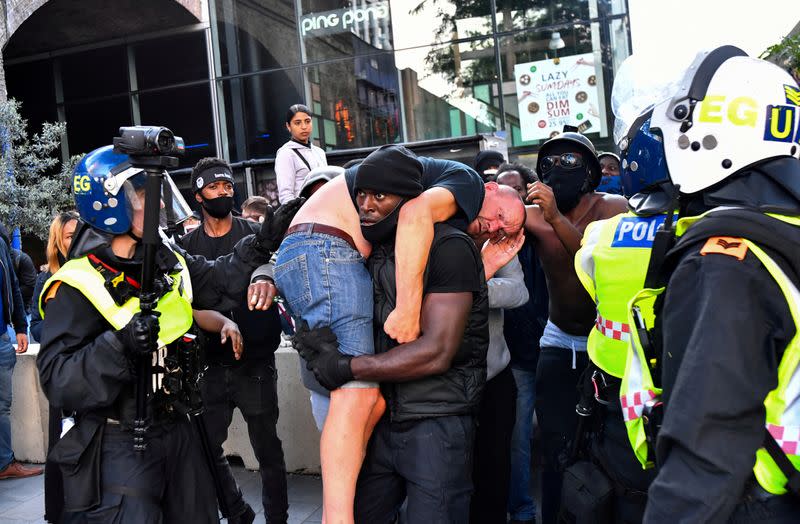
top-left (486, 255), bottom-right (529, 380)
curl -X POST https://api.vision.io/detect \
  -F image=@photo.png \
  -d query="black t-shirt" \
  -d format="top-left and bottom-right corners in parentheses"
top-left (179, 217), bottom-right (281, 365)
top-left (180, 216), bottom-right (259, 260)
top-left (424, 235), bottom-right (483, 294)
top-left (345, 156), bottom-right (485, 231)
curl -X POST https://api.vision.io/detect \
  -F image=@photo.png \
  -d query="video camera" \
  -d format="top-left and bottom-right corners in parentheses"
top-left (113, 126), bottom-right (185, 158)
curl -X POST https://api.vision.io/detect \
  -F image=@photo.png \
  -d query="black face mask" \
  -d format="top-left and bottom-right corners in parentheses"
top-left (361, 200), bottom-right (406, 244)
top-left (544, 167), bottom-right (589, 214)
top-left (201, 196), bottom-right (234, 219)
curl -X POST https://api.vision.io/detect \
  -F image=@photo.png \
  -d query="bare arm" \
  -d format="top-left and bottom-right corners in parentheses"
top-left (549, 215), bottom-right (584, 258)
top-left (192, 309), bottom-right (244, 360)
top-left (525, 181), bottom-right (585, 258)
top-left (351, 291), bottom-right (472, 382)
top-left (387, 187), bottom-right (459, 343)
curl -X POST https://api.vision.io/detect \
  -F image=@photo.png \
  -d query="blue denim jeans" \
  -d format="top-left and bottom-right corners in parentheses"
top-left (508, 366), bottom-right (538, 521)
top-left (274, 231), bottom-right (375, 428)
top-left (0, 332), bottom-right (16, 470)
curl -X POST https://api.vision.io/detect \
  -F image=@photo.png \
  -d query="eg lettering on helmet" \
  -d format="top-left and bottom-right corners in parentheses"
top-left (696, 87), bottom-right (800, 143)
top-left (74, 175), bottom-right (91, 194)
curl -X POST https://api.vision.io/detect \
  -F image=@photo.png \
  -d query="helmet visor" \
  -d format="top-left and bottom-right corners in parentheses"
top-left (121, 172), bottom-right (193, 231)
top-left (162, 174), bottom-right (193, 226)
top-left (611, 53), bottom-right (687, 145)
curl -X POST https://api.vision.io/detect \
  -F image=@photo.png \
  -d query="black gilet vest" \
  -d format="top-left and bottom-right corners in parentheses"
top-left (369, 223), bottom-right (489, 422)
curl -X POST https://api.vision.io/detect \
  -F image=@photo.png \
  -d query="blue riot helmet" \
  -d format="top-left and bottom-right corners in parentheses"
top-left (618, 112), bottom-right (670, 198)
top-left (73, 145), bottom-right (193, 235)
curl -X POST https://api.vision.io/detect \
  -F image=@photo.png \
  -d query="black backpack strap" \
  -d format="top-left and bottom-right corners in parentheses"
top-left (292, 148), bottom-right (312, 171)
top-left (763, 428), bottom-right (800, 496)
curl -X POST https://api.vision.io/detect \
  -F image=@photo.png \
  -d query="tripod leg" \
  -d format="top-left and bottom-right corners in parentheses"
top-left (191, 413), bottom-right (231, 518)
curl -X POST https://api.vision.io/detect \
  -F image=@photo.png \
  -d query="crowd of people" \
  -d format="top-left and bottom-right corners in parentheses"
top-left (0, 44), bottom-right (797, 524)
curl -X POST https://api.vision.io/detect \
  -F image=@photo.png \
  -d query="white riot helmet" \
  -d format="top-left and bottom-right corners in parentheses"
top-left (651, 45), bottom-right (800, 194)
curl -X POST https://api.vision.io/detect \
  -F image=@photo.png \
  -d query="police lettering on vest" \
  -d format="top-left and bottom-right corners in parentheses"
top-left (576, 212), bottom-right (666, 379)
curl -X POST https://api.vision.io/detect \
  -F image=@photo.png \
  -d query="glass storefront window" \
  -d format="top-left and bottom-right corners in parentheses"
top-left (390, 0), bottom-right (494, 51)
top-left (134, 31), bottom-right (209, 90)
top-left (498, 21), bottom-right (625, 153)
top-left (495, 0), bottom-right (591, 32)
top-left (212, 0), bottom-right (302, 75)
top-left (5, 59), bottom-right (57, 133)
top-left (60, 45), bottom-right (129, 102)
top-left (64, 96), bottom-right (132, 156)
top-left (396, 38), bottom-right (500, 143)
top-left (217, 68), bottom-right (305, 162)
top-left (139, 84), bottom-right (217, 168)
top-left (305, 52), bottom-right (402, 149)
top-left (301, 0), bottom-right (394, 62)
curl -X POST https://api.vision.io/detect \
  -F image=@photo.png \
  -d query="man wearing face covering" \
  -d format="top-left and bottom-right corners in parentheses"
top-left (294, 152), bottom-right (506, 522)
top-left (523, 132), bottom-right (627, 524)
top-left (181, 157), bottom-right (288, 524)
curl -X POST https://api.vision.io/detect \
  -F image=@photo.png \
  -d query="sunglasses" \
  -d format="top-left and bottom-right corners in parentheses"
top-left (540, 152), bottom-right (585, 173)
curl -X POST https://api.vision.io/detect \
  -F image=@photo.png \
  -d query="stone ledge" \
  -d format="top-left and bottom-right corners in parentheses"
top-left (11, 344), bottom-right (321, 473)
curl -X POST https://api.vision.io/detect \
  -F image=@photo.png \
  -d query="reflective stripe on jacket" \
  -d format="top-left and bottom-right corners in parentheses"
top-left (39, 251), bottom-right (193, 348)
top-left (575, 212), bottom-right (666, 378)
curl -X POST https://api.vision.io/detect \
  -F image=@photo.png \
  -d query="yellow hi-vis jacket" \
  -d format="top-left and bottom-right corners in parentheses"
top-left (621, 212), bottom-right (800, 495)
top-left (575, 212), bottom-right (668, 378)
top-left (39, 251), bottom-right (194, 348)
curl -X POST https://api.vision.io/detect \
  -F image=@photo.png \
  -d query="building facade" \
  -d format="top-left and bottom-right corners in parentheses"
top-left (1, 0), bottom-right (631, 201)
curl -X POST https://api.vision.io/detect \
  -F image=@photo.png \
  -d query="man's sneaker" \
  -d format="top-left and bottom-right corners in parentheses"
top-left (0, 461), bottom-right (43, 480)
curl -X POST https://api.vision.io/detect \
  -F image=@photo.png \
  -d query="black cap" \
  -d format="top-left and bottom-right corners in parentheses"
top-left (355, 145), bottom-right (424, 198)
top-left (475, 150), bottom-right (505, 174)
top-left (538, 132), bottom-right (603, 189)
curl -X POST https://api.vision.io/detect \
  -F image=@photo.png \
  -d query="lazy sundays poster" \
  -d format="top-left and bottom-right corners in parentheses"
top-left (514, 53), bottom-right (602, 141)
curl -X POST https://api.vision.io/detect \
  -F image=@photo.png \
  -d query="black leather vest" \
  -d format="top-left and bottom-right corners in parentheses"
top-left (369, 223), bottom-right (489, 422)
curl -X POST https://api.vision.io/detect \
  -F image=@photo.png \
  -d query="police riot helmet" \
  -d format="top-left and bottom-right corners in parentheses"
top-left (73, 145), bottom-right (193, 235)
top-left (650, 46), bottom-right (800, 194)
top-left (536, 132), bottom-right (603, 190)
top-left (617, 110), bottom-right (672, 199)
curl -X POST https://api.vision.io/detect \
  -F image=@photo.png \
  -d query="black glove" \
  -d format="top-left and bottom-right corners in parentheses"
top-left (293, 320), bottom-right (354, 391)
top-left (116, 311), bottom-right (160, 357)
top-left (256, 198), bottom-right (305, 253)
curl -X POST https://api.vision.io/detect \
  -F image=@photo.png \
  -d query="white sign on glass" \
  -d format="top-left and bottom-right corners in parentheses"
top-left (514, 53), bottom-right (603, 141)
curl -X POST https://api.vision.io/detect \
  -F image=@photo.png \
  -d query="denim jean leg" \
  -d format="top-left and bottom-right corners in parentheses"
top-left (0, 335), bottom-right (16, 470)
top-left (508, 367), bottom-right (538, 521)
top-left (275, 232), bottom-right (374, 427)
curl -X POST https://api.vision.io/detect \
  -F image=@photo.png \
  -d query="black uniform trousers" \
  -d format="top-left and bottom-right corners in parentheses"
top-left (535, 346), bottom-right (589, 524)
top-left (65, 421), bottom-right (218, 523)
top-left (354, 415), bottom-right (476, 524)
top-left (591, 396), bottom-right (656, 523)
top-left (469, 364), bottom-right (517, 524)
top-left (200, 360), bottom-right (289, 523)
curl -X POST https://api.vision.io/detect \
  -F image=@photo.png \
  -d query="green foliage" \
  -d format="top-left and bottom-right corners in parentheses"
top-left (413, 0), bottom-right (590, 95)
top-left (0, 99), bottom-right (77, 241)
top-left (761, 34), bottom-right (800, 83)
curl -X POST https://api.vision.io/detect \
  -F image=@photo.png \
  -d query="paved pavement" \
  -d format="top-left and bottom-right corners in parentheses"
top-left (0, 463), bottom-right (322, 523)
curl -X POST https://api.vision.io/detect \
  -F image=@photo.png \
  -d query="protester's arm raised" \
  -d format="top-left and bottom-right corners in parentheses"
top-left (386, 186), bottom-right (459, 343)
top-left (525, 182), bottom-right (583, 258)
